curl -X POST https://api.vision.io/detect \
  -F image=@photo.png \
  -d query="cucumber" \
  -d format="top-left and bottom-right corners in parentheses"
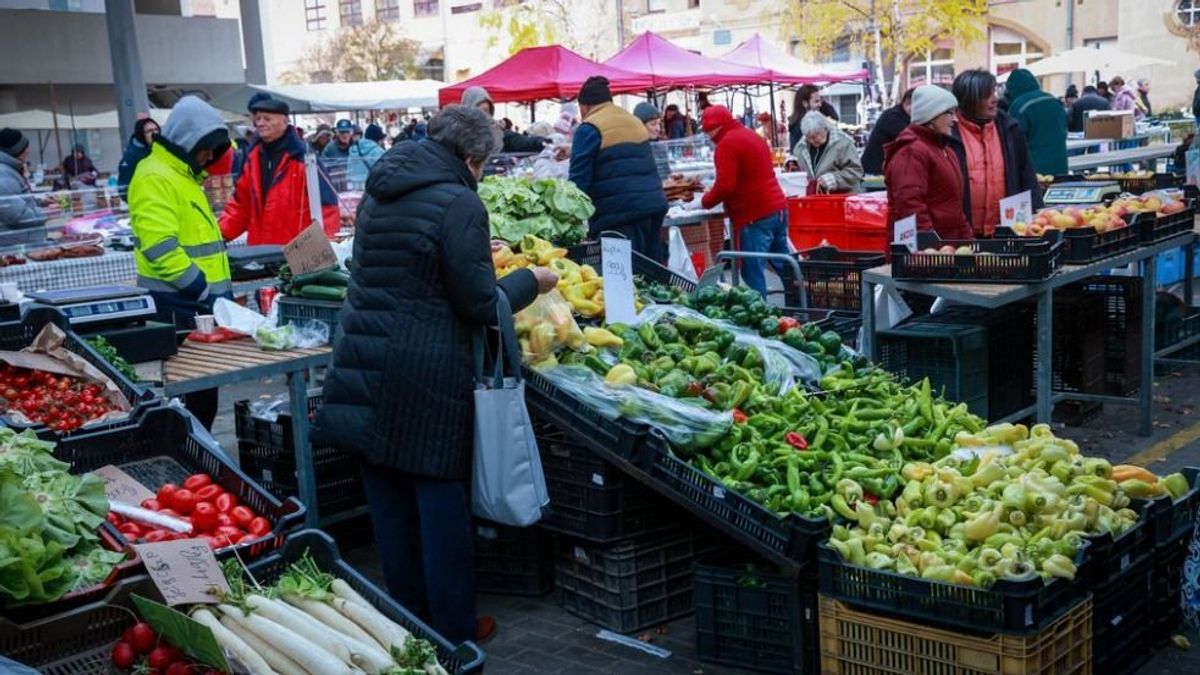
top-left (315, 268), bottom-right (351, 286)
top-left (296, 284), bottom-right (347, 301)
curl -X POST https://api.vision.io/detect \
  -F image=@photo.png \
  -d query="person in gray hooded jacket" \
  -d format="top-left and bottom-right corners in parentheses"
top-left (462, 86), bottom-right (549, 153)
top-left (0, 128), bottom-right (46, 245)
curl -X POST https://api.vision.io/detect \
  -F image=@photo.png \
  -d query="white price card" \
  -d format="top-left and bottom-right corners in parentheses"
top-left (893, 215), bottom-right (917, 253)
top-left (134, 539), bottom-right (230, 606)
top-left (1000, 190), bottom-right (1033, 230)
top-left (601, 237), bottom-right (637, 325)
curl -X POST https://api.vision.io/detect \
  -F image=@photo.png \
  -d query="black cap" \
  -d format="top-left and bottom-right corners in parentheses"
top-left (578, 76), bottom-right (613, 105)
top-left (0, 128), bottom-right (28, 157)
top-left (248, 92), bottom-right (290, 115)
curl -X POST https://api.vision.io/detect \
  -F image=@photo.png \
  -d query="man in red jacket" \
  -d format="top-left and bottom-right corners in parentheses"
top-left (220, 94), bottom-right (340, 245)
top-left (700, 105), bottom-right (787, 297)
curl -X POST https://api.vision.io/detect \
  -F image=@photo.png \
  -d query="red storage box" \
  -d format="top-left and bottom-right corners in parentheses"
top-left (846, 225), bottom-right (889, 254)
top-left (787, 195), bottom-right (850, 249)
top-left (844, 192), bottom-right (890, 229)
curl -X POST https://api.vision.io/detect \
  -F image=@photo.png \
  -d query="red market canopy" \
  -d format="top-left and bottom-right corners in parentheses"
top-left (603, 32), bottom-right (772, 89)
top-left (437, 45), bottom-right (654, 107)
top-left (720, 34), bottom-right (869, 85)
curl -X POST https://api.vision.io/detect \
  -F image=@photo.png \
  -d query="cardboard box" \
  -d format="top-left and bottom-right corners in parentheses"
top-left (1084, 110), bottom-right (1135, 139)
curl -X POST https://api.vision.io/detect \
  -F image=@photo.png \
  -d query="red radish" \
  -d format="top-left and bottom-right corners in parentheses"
top-left (147, 645), bottom-right (176, 669)
top-left (111, 642), bottom-right (136, 668)
top-left (127, 622), bottom-right (157, 654)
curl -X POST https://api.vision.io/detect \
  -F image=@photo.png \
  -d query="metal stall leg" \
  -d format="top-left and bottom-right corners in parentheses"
top-left (1036, 289), bottom-right (1053, 424)
top-left (288, 371), bottom-right (319, 528)
top-left (714, 251), bottom-right (807, 308)
top-left (1140, 255), bottom-right (1157, 436)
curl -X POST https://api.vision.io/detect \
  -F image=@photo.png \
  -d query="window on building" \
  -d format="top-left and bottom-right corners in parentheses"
top-left (989, 26), bottom-right (1043, 76)
top-left (907, 45), bottom-right (954, 88)
top-left (450, 1), bottom-right (481, 14)
top-left (1177, 0), bottom-right (1200, 26)
top-left (688, 0), bottom-right (700, 8)
top-left (414, 0), bottom-right (438, 17)
top-left (647, 0), bottom-right (666, 13)
top-left (831, 36), bottom-right (851, 63)
top-left (304, 0), bottom-right (328, 31)
top-left (375, 0), bottom-right (400, 20)
top-left (340, 0), bottom-right (363, 25)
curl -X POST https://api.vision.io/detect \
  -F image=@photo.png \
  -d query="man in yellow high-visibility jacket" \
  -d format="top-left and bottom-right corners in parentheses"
top-left (128, 96), bottom-right (232, 428)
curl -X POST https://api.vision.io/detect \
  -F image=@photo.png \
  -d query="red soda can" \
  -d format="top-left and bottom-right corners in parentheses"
top-left (257, 286), bottom-right (278, 315)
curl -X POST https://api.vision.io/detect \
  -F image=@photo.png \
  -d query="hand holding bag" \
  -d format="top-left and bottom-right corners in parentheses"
top-left (470, 289), bottom-right (550, 526)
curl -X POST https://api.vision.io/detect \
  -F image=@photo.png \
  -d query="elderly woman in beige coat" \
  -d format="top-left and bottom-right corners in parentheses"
top-left (791, 111), bottom-right (863, 193)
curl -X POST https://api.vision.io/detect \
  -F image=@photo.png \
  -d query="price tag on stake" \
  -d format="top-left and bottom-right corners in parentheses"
top-left (93, 464), bottom-right (156, 506)
top-left (893, 215), bottom-right (917, 253)
top-left (134, 539), bottom-right (230, 606)
top-left (601, 237), bottom-right (637, 324)
top-left (1000, 190), bottom-right (1033, 230)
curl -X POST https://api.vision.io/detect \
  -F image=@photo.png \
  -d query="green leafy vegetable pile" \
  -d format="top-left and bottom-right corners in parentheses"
top-left (0, 427), bottom-right (123, 605)
top-left (87, 335), bottom-right (137, 382)
top-left (479, 176), bottom-right (594, 245)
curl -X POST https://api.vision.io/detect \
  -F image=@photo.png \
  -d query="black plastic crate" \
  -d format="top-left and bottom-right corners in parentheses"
top-left (877, 319), bottom-right (989, 418)
top-left (568, 242), bottom-right (698, 293)
top-left (1034, 290), bottom-right (1106, 395)
top-left (555, 529), bottom-right (701, 632)
top-left (645, 435), bottom-right (827, 570)
top-left (1139, 203), bottom-right (1196, 243)
top-left (827, 311), bottom-right (863, 349)
top-left (1092, 555), bottom-right (1152, 675)
top-left (1139, 467), bottom-right (1200, 547)
top-left (524, 367), bottom-right (649, 464)
top-left (54, 404), bottom-right (306, 560)
top-left (233, 389), bottom-right (324, 450)
top-left (1067, 276), bottom-right (1143, 397)
top-left (0, 307), bottom-right (156, 436)
top-left (890, 231), bottom-right (1062, 283)
top-left (277, 295), bottom-right (344, 333)
top-left (536, 423), bottom-right (674, 542)
top-left (473, 519), bottom-right (554, 596)
top-left (1083, 499), bottom-right (1153, 588)
top-left (247, 530), bottom-right (485, 674)
top-left (997, 217), bottom-right (1144, 264)
top-left (817, 540), bottom-right (1092, 635)
top-left (693, 559), bottom-right (818, 674)
top-left (787, 246), bottom-right (885, 311)
top-left (1149, 529), bottom-right (1190, 647)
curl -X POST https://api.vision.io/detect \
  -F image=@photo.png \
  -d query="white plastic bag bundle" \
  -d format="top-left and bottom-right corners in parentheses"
top-left (666, 226), bottom-right (699, 282)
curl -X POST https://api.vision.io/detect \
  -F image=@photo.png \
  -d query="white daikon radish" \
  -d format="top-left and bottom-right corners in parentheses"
top-left (332, 596), bottom-right (412, 653)
top-left (281, 593), bottom-right (378, 649)
top-left (217, 603), bottom-right (354, 675)
top-left (331, 578), bottom-right (374, 609)
top-left (220, 615), bottom-right (309, 675)
top-left (191, 608), bottom-right (276, 675)
top-left (273, 596), bottom-right (395, 673)
top-left (245, 594), bottom-right (353, 665)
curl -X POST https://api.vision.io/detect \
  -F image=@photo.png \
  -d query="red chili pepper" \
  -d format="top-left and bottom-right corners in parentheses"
top-left (777, 316), bottom-right (800, 334)
top-left (785, 432), bottom-right (808, 450)
top-left (732, 408), bottom-right (748, 424)
top-left (863, 493), bottom-right (879, 506)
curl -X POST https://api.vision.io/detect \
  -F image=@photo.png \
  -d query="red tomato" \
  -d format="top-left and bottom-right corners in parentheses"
top-left (157, 508), bottom-right (182, 519)
top-left (183, 473), bottom-right (213, 491)
top-left (170, 489), bottom-right (197, 515)
top-left (215, 525), bottom-right (243, 539)
top-left (142, 529), bottom-right (172, 544)
top-left (147, 646), bottom-right (176, 669)
top-left (215, 513), bottom-right (234, 528)
top-left (140, 498), bottom-right (162, 511)
top-left (156, 483), bottom-right (179, 505)
top-left (214, 493), bottom-right (237, 513)
top-left (118, 522), bottom-right (144, 539)
top-left (105, 512), bottom-right (124, 526)
top-left (230, 506), bottom-right (255, 528)
top-left (200, 534), bottom-right (224, 549)
top-left (111, 642), bottom-right (136, 668)
top-left (247, 517), bottom-right (271, 537)
top-left (191, 503), bottom-right (218, 533)
top-left (126, 622), bottom-right (157, 654)
top-left (195, 484), bottom-right (223, 502)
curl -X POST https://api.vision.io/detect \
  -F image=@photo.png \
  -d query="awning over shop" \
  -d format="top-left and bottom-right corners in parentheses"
top-left (211, 80), bottom-right (444, 114)
top-left (603, 32), bottom-right (772, 89)
top-left (437, 45), bottom-right (654, 107)
top-left (719, 34), bottom-right (869, 85)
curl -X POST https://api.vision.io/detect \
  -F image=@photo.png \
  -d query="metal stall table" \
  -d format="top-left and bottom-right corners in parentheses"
top-left (161, 339), bottom-right (333, 527)
top-left (1068, 145), bottom-right (1177, 172)
top-left (860, 231), bottom-right (1198, 436)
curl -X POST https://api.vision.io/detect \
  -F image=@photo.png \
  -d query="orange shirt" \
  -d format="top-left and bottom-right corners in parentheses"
top-left (956, 114), bottom-right (1005, 236)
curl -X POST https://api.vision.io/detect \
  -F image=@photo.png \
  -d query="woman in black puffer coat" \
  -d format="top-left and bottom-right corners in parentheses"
top-left (316, 105), bottom-right (556, 644)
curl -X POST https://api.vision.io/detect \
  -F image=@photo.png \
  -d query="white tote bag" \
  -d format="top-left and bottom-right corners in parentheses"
top-left (471, 290), bottom-right (549, 527)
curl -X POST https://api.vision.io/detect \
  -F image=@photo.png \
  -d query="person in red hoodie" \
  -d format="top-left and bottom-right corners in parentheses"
top-left (700, 105), bottom-right (787, 297)
top-left (883, 86), bottom-right (973, 242)
top-left (220, 94), bottom-right (340, 245)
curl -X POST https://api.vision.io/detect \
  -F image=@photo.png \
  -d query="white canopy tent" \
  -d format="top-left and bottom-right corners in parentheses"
top-left (0, 107), bottom-right (244, 131)
top-left (998, 47), bottom-right (1175, 82)
top-left (209, 80), bottom-right (444, 114)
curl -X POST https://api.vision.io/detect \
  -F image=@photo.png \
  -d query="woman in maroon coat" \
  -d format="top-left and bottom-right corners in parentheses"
top-left (884, 85), bottom-right (973, 241)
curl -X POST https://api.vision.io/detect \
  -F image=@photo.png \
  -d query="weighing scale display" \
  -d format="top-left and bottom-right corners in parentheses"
top-left (1042, 182), bottom-right (1120, 205)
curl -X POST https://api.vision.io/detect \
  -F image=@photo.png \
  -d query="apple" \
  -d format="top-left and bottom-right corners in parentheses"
top-left (939, 245), bottom-right (956, 254)
top-left (1012, 221), bottom-right (1028, 236)
top-left (1063, 207), bottom-right (1085, 226)
top-left (1051, 214), bottom-right (1077, 230)
top-left (954, 246), bottom-right (974, 256)
top-left (921, 248), bottom-right (939, 255)
top-left (1029, 223), bottom-right (1045, 236)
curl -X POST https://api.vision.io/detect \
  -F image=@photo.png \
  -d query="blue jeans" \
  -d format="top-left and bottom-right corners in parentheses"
top-left (360, 463), bottom-right (476, 644)
top-left (738, 210), bottom-right (790, 297)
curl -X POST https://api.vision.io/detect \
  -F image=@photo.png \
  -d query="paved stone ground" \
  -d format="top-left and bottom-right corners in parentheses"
top-left (209, 355), bottom-right (1200, 675)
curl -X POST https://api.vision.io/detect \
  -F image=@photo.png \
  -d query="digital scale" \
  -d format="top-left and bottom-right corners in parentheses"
top-left (1041, 181), bottom-right (1122, 206)
top-left (26, 285), bottom-right (177, 363)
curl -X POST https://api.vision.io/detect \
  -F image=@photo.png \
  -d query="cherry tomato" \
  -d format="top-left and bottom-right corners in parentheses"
top-left (141, 498), bottom-right (162, 511)
top-left (157, 482), bottom-right (179, 505)
top-left (183, 473), bottom-right (213, 491)
top-left (147, 646), bottom-right (176, 669)
top-left (191, 503), bottom-right (218, 533)
top-left (195, 484), bottom-right (223, 502)
top-left (215, 513), bottom-right (234, 528)
top-left (126, 622), bottom-right (157, 654)
top-left (214, 493), bottom-right (237, 513)
top-left (170, 489), bottom-right (197, 515)
top-left (143, 529), bottom-right (173, 544)
top-left (118, 522), bottom-right (144, 539)
top-left (111, 641), bottom-right (136, 668)
top-left (230, 506), bottom-right (255, 528)
top-left (247, 516), bottom-right (271, 537)
top-left (157, 508), bottom-right (182, 519)
top-left (106, 512), bottom-right (124, 526)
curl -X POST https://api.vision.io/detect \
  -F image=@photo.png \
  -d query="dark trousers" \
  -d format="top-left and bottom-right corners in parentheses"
top-left (590, 212), bottom-right (667, 264)
top-left (359, 463), bottom-right (476, 644)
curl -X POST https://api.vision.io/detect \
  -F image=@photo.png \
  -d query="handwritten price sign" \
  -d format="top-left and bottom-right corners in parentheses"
top-left (893, 215), bottom-right (918, 253)
top-left (283, 222), bottom-right (338, 276)
top-left (135, 539), bottom-right (230, 606)
top-left (601, 237), bottom-right (636, 324)
top-left (93, 464), bottom-right (155, 506)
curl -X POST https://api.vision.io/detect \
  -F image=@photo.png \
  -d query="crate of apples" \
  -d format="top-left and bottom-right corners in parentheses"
top-left (107, 472), bottom-right (272, 550)
top-left (1013, 205), bottom-right (1127, 236)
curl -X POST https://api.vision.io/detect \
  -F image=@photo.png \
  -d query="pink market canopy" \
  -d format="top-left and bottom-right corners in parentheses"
top-left (603, 32), bottom-right (773, 89)
top-left (720, 34), bottom-right (869, 85)
top-left (437, 45), bottom-right (654, 106)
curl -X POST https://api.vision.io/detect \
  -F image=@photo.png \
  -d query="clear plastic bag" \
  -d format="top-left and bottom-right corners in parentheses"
top-left (540, 365), bottom-right (732, 451)
top-left (514, 289), bottom-right (586, 364)
top-left (252, 319), bottom-right (330, 351)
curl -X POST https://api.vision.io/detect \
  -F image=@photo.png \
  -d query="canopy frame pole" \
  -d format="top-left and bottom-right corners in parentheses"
top-left (49, 82), bottom-right (63, 174)
top-left (768, 82), bottom-right (777, 148)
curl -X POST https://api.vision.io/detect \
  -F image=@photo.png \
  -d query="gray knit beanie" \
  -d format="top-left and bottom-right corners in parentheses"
top-left (910, 85), bottom-right (958, 126)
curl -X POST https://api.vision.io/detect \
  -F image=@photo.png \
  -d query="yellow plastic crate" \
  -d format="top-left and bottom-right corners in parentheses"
top-left (819, 595), bottom-right (1093, 675)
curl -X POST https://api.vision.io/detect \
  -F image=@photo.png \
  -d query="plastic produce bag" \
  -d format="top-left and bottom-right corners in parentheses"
top-left (667, 226), bottom-right (699, 282)
top-left (514, 289), bottom-right (585, 364)
top-left (214, 297), bottom-right (272, 335)
top-left (540, 365), bottom-right (731, 451)
top-left (253, 319), bottom-right (330, 351)
top-left (873, 285), bottom-right (912, 331)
